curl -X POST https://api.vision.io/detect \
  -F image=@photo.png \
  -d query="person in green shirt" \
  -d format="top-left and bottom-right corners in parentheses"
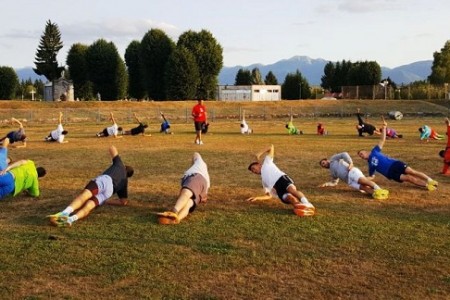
top-left (285, 115), bottom-right (303, 135)
top-left (0, 160), bottom-right (46, 199)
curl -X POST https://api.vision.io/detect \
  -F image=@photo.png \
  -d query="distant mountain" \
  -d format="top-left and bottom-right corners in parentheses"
top-left (219, 56), bottom-right (432, 86)
top-left (16, 67), bottom-right (46, 82)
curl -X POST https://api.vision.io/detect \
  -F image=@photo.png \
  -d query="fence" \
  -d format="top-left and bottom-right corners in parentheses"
top-left (342, 84), bottom-right (450, 100)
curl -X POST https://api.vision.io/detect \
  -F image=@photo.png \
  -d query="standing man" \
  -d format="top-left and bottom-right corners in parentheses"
top-left (192, 99), bottom-right (207, 145)
top-left (44, 112), bottom-right (68, 143)
top-left (357, 121), bottom-right (438, 191)
top-left (319, 152), bottom-right (389, 200)
top-left (247, 145), bottom-right (315, 217)
top-left (47, 145), bottom-right (134, 227)
top-left (157, 152), bottom-right (210, 225)
top-left (439, 118), bottom-right (450, 175)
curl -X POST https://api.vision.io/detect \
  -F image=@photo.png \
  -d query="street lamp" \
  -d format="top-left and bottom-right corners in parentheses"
top-left (299, 82), bottom-right (302, 100)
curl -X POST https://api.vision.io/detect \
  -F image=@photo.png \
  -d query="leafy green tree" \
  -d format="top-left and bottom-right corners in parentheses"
top-left (86, 39), bottom-right (127, 100)
top-left (428, 40), bottom-right (450, 84)
top-left (33, 20), bottom-right (64, 84)
top-left (125, 40), bottom-right (146, 100)
top-left (264, 71), bottom-right (278, 85)
top-left (140, 29), bottom-right (175, 100)
top-left (177, 30), bottom-right (223, 99)
top-left (251, 68), bottom-right (264, 85)
top-left (348, 61), bottom-right (381, 85)
top-left (165, 46), bottom-right (200, 100)
top-left (282, 70), bottom-right (311, 100)
top-left (235, 68), bottom-right (252, 85)
top-left (66, 43), bottom-right (92, 100)
top-left (0, 66), bottom-right (19, 99)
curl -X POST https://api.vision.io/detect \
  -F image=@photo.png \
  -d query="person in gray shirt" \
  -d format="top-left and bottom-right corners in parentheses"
top-left (319, 152), bottom-right (389, 200)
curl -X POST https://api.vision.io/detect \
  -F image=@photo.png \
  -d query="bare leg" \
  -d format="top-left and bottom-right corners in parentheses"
top-left (67, 189), bottom-right (94, 211)
top-left (401, 167), bottom-right (430, 187)
top-left (73, 199), bottom-right (97, 220)
top-left (172, 188), bottom-right (195, 221)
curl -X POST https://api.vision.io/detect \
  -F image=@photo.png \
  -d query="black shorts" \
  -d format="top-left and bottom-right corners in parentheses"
top-left (273, 175), bottom-right (294, 203)
top-left (102, 128), bottom-right (110, 137)
top-left (84, 180), bottom-right (100, 206)
top-left (387, 161), bottom-right (407, 182)
top-left (194, 121), bottom-right (205, 131)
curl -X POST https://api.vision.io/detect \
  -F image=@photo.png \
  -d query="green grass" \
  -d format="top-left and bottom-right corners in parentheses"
top-left (0, 100), bottom-right (449, 299)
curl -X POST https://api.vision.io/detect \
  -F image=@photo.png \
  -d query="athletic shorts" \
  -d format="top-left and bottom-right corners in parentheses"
top-left (84, 175), bottom-right (114, 206)
top-left (273, 175), bottom-right (295, 204)
top-left (102, 128), bottom-right (110, 137)
top-left (347, 167), bottom-right (364, 190)
top-left (181, 173), bottom-right (207, 213)
top-left (386, 161), bottom-right (407, 182)
top-left (194, 121), bottom-right (205, 132)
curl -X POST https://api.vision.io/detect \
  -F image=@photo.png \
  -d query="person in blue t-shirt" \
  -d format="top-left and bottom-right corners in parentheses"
top-left (357, 121), bottom-right (438, 191)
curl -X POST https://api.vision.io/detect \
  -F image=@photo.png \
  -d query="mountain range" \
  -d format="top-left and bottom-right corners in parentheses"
top-left (218, 56), bottom-right (432, 86)
top-left (16, 55), bottom-right (433, 86)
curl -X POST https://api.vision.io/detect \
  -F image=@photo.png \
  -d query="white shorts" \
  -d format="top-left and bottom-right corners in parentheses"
top-left (93, 175), bottom-right (114, 205)
top-left (347, 167), bottom-right (364, 190)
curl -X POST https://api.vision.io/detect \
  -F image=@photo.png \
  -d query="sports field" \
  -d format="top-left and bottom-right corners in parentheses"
top-left (0, 100), bottom-right (449, 299)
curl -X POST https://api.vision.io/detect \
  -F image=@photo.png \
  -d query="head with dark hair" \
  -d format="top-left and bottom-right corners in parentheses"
top-left (319, 158), bottom-right (330, 168)
top-left (21, 134), bottom-right (27, 141)
top-left (125, 165), bottom-right (134, 178)
top-left (248, 162), bottom-right (261, 174)
top-left (62, 130), bottom-right (68, 135)
top-left (118, 127), bottom-right (123, 132)
top-left (418, 127), bottom-right (423, 133)
top-left (36, 167), bottom-right (46, 178)
top-left (439, 150), bottom-right (445, 158)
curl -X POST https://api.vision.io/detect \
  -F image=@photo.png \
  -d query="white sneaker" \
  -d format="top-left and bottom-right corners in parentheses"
top-left (199, 140), bottom-right (203, 145)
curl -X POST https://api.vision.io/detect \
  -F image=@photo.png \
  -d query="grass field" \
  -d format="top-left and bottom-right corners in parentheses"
top-left (0, 100), bottom-right (449, 299)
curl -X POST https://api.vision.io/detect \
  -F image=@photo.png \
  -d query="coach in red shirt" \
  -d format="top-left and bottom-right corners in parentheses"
top-left (192, 99), bottom-right (207, 145)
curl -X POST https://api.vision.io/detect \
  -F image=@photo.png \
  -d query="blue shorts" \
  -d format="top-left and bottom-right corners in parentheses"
top-left (386, 161), bottom-right (407, 182)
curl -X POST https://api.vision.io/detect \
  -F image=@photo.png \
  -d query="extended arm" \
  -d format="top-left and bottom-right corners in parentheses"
top-left (378, 123), bottom-right (387, 149)
top-left (11, 117), bottom-right (23, 129)
top-left (246, 192), bottom-right (273, 202)
top-left (110, 112), bottom-right (116, 125)
top-left (0, 159), bottom-right (28, 175)
top-left (256, 144), bottom-right (274, 162)
top-left (109, 145), bottom-right (118, 159)
top-left (58, 112), bottom-right (63, 125)
top-left (106, 198), bottom-right (128, 206)
top-left (133, 113), bottom-right (142, 124)
top-left (320, 178), bottom-right (340, 187)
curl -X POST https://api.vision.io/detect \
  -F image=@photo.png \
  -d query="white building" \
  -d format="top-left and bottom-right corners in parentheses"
top-left (44, 78), bottom-right (74, 101)
top-left (217, 85), bottom-right (281, 101)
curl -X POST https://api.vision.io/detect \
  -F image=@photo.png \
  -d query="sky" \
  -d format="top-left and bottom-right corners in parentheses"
top-left (1, 0), bottom-right (449, 70)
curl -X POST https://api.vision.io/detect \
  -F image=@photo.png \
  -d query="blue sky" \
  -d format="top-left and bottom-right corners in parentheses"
top-left (1, 0), bottom-right (449, 69)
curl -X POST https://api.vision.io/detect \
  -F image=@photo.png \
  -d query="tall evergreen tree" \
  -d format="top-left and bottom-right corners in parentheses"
top-left (165, 46), bottom-right (200, 100)
top-left (235, 68), bottom-right (252, 85)
top-left (282, 70), bottom-right (311, 100)
top-left (86, 39), bottom-right (127, 100)
top-left (125, 40), bottom-right (146, 100)
top-left (33, 20), bottom-right (64, 100)
top-left (264, 71), bottom-right (278, 85)
top-left (428, 40), bottom-right (450, 84)
top-left (0, 66), bottom-right (19, 100)
top-left (177, 30), bottom-right (223, 99)
top-left (66, 43), bottom-right (92, 99)
top-left (140, 29), bottom-right (175, 100)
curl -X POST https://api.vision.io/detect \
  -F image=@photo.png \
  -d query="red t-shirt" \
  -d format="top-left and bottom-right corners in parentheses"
top-left (192, 104), bottom-right (207, 122)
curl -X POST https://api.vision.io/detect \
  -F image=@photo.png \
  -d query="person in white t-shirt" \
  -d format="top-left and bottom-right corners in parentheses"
top-left (247, 145), bottom-right (315, 216)
top-left (240, 109), bottom-right (253, 134)
top-left (45, 112), bottom-right (68, 143)
top-left (157, 152), bottom-right (210, 224)
top-left (96, 112), bottom-right (123, 138)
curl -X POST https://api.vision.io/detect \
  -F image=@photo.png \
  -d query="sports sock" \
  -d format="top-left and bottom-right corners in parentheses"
top-left (373, 185), bottom-right (381, 190)
top-left (62, 206), bottom-right (74, 215)
top-left (68, 215), bottom-right (78, 223)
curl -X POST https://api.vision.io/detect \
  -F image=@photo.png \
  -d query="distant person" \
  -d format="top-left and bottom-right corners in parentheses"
top-left (285, 115), bottom-right (303, 135)
top-left (439, 118), bottom-right (450, 175)
top-left (47, 146), bottom-right (133, 227)
top-left (356, 108), bottom-right (380, 137)
top-left (0, 117), bottom-right (27, 148)
top-left (122, 113), bottom-right (150, 136)
top-left (317, 123), bottom-right (326, 135)
top-left (157, 152), bottom-right (210, 225)
top-left (0, 159), bottom-right (46, 200)
top-left (240, 109), bottom-right (253, 134)
top-left (44, 112), bottom-right (68, 143)
top-left (319, 152), bottom-right (389, 200)
top-left (192, 99), bottom-right (207, 145)
top-left (160, 112), bottom-right (172, 134)
top-left (419, 125), bottom-right (443, 142)
top-left (247, 145), bottom-right (315, 217)
top-left (380, 116), bottom-right (402, 138)
top-left (96, 112), bottom-right (123, 138)
top-left (357, 121), bottom-right (438, 191)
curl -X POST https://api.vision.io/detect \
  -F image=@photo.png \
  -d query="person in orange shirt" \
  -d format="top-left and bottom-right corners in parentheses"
top-left (192, 99), bottom-right (208, 145)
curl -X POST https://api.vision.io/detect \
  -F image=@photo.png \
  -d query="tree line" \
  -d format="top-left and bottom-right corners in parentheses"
top-left (0, 19), bottom-right (449, 101)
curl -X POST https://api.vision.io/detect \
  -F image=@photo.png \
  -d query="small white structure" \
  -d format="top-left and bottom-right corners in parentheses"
top-left (44, 78), bottom-right (74, 101)
top-left (217, 85), bottom-right (281, 101)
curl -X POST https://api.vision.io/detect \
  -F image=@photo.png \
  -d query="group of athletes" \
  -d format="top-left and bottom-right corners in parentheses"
top-left (0, 103), bottom-right (449, 226)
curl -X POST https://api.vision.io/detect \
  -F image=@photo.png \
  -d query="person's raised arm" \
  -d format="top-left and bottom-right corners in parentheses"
top-left (256, 144), bottom-right (274, 161)
top-left (133, 113), bottom-right (142, 124)
top-left (11, 117), bottom-right (23, 128)
top-left (110, 112), bottom-right (116, 125)
top-left (378, 123), bottom-right (387, 149)
top-left (59, 112), bottom-right (63, 125)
